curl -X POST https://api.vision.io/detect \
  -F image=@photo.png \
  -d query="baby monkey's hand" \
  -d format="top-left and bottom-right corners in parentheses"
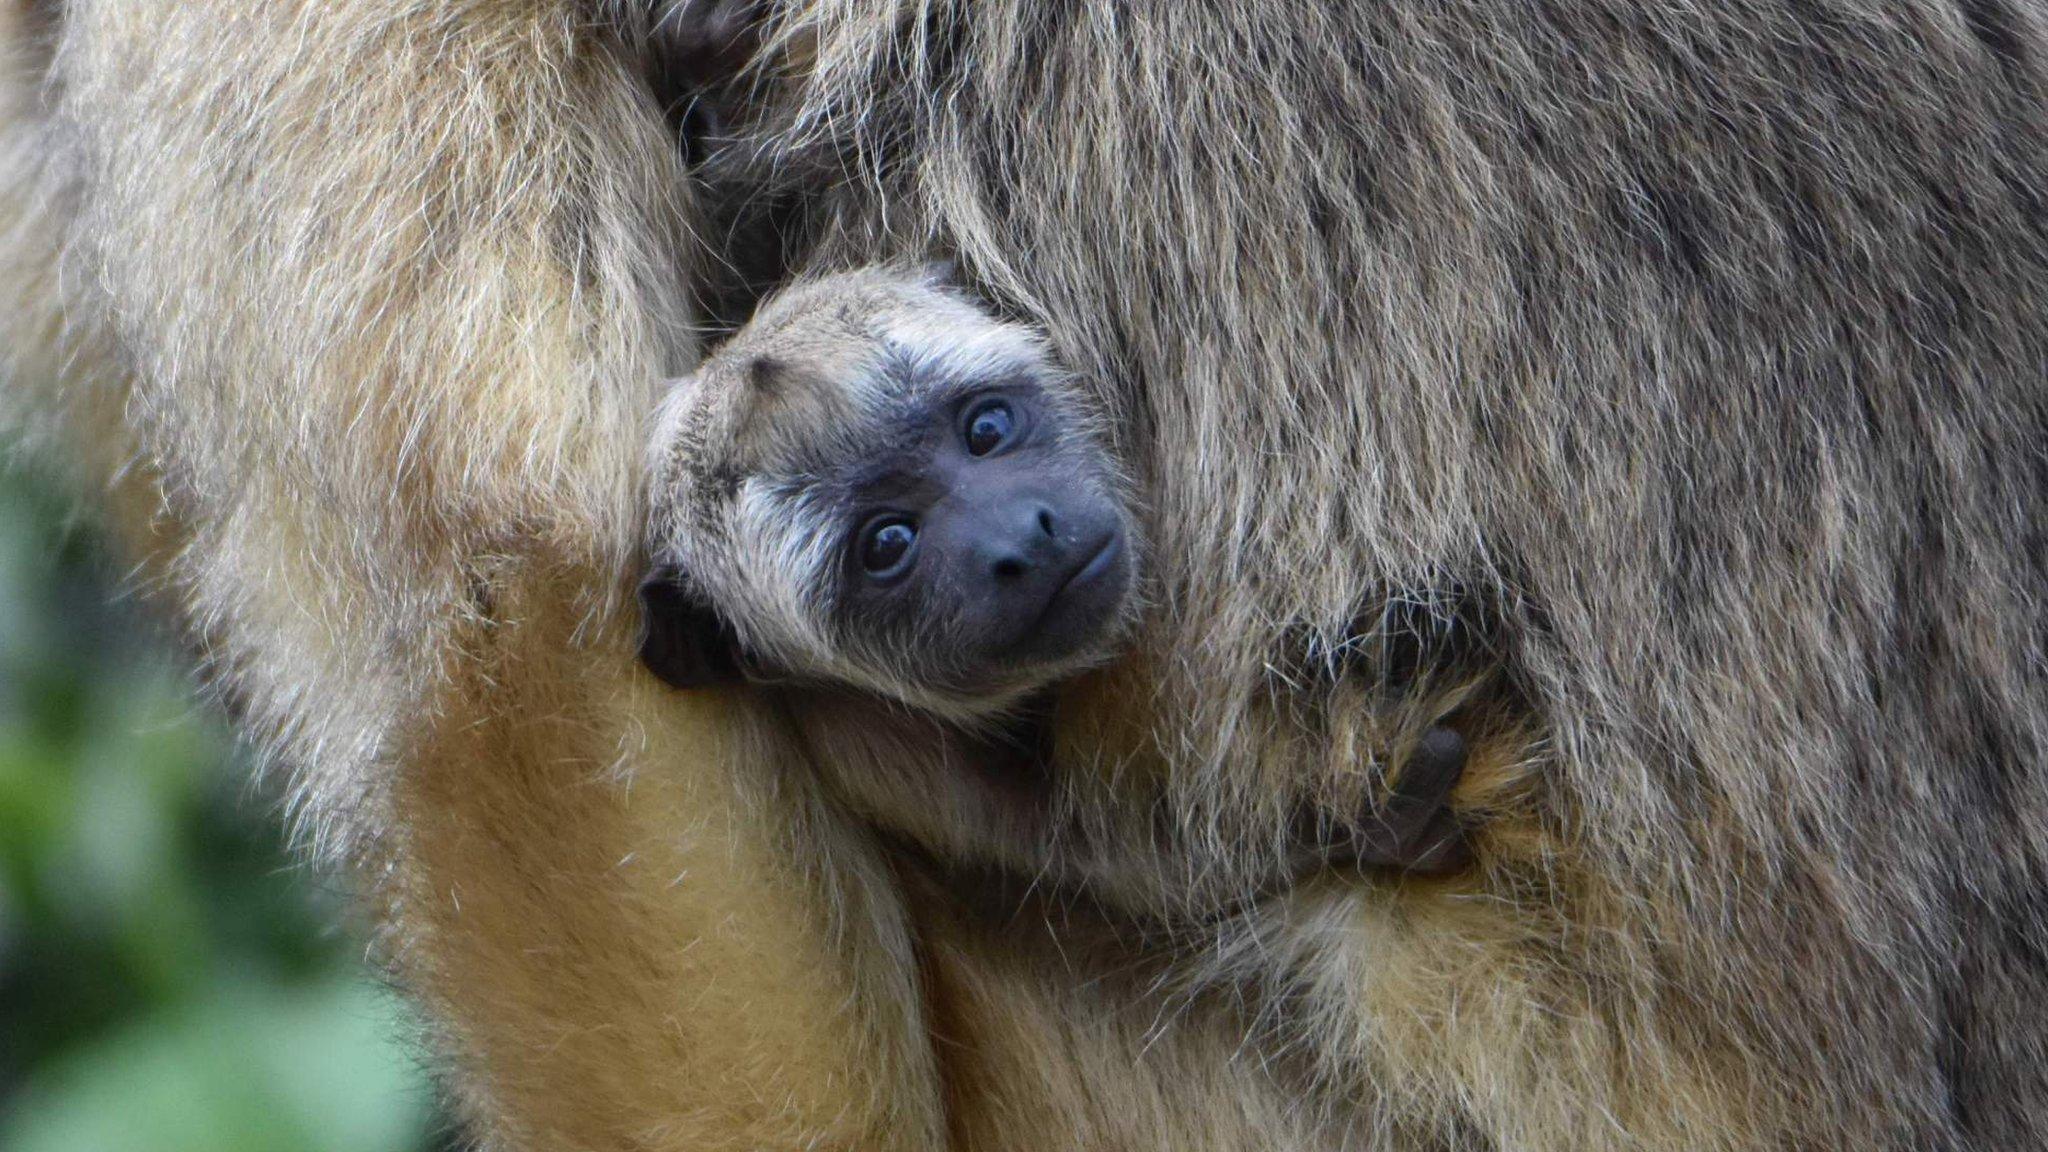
top-left (1295, 726), bottom-right (1472, 877)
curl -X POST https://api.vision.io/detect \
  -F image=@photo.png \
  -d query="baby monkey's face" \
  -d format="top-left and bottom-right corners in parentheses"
top-left (831, 371), bottom-right (1134, 698)
top-left (641, 268), bottom-right (1139, 722)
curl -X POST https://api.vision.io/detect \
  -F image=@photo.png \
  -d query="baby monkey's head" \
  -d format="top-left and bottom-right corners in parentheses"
top-left (641, 266), bottom-right (1139, 723)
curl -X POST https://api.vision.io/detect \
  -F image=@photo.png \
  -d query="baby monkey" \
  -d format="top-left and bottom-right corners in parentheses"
top-left (639, 265), bottom-right (1469, 892)
top-left (639, 264), bottom-right (1138, 724)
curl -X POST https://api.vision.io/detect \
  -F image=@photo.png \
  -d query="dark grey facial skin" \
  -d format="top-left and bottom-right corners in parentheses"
top-left (637, 373), bottom-right (1134, 710)
top-left (831, 382), bottom-right (1131, 697)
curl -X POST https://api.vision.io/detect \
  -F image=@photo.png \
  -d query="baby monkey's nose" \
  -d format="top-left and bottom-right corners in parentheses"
top-left (988, 503), bottom-right (1061, 580)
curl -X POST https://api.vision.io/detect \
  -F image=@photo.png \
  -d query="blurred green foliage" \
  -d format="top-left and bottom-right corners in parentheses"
top-left (0, 471), bottom-right (442, 1152)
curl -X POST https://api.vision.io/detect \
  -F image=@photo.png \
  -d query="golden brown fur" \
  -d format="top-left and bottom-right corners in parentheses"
top-left (3, 0), bottom-right (2045, 1149)
top-left (6, 2), bottom-right (939, 1148)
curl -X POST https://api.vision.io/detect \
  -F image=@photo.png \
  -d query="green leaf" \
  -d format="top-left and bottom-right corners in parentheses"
top-left (0, 974), bottom-right (437, 1152)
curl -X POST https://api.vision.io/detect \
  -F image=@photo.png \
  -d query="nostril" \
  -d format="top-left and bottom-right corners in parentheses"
top-left (1037, 508), bottom-right (1057, 538)
top-left (993, 557), bottom-right (1026, 580)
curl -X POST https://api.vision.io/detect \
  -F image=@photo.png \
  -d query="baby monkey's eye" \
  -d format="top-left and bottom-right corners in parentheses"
top-left (964, 400), bottom-right (1016, 456)
top-left (860, 517), bottom-right (918, 576)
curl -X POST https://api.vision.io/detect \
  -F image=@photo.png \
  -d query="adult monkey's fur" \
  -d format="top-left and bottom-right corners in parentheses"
top-left (0, 2), bottom-right (941, 1148)
top-left (4, 1), bottom-right (2046, 1151)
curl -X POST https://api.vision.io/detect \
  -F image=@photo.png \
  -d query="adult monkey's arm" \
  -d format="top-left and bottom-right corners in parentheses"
top-left (24, 2), bottom-right (941, 1147)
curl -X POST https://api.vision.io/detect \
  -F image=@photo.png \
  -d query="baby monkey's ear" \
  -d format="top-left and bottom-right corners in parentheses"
top-left (637, 566), bottom-right (746, 689)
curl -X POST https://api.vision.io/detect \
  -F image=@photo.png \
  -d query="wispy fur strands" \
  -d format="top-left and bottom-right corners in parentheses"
top-left (713, 1), bottom-right (2048, 1148)
top-left (5, 0), bottom-right (2046, 1149)
top-left (7, 3), bottom-right (944, 1148)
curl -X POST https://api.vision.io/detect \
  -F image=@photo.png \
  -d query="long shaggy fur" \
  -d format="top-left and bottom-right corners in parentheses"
top-left (5, 2), bottom-right (944, 1148)
top-left (3, 0), bottom-right (2044, 1149)
top-left (709, 1), bottom-right (2048, 1147)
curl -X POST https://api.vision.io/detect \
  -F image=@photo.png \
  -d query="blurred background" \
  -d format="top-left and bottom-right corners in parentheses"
top-left (0, 468), bottom-right (445, 1152)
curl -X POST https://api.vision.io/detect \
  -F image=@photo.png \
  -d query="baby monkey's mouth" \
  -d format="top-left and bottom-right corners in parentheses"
top-left (1004, 527), bottom-right (1132, 665)
top-left (1056, 535), bottom-right (1122, 597)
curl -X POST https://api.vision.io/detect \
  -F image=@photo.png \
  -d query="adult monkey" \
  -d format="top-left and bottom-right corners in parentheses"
top-left (676, 1), bottom-right (2048, 1144)
top-left (3, 1), bottom-right (2046, 1152)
